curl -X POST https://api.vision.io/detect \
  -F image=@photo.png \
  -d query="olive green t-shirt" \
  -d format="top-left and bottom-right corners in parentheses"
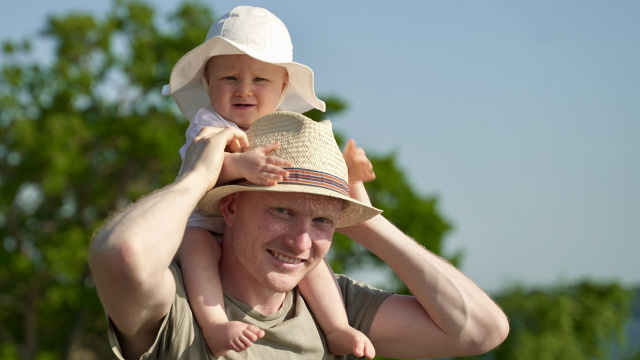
top-left (107, 263), bottom-right (392, 359)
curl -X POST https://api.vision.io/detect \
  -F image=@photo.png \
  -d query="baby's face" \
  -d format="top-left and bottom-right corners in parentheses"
top-left (205, 54), bottom-right (288, 130)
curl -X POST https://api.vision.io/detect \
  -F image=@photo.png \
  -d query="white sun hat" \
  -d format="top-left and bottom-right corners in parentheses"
top-left (162, 6), bottom-right (326, 122)
top-left (197, 111), bottom-right (382, 228)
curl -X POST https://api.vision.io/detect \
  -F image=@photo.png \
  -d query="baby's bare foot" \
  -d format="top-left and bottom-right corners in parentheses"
top-left (203, 321), bottom-right (265, 356)
top-left (325, 326), bottom-right (376, 359)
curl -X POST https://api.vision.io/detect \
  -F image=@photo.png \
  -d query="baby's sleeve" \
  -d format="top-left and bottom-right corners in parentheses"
top-left (178, 108), bottom-right (231, 161)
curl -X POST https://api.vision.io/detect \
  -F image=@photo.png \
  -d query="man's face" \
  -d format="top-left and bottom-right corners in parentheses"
top-left (221, 191), bottom-right (343, 294)
top-left (205, 54), bottom-right (288, 130)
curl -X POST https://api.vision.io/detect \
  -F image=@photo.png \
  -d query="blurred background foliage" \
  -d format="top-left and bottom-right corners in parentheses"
top-left (0, 0), bottom-right (636, 359)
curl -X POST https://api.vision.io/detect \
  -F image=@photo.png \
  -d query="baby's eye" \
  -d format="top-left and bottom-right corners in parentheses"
top-left (222, 76), bottom-right (237, 81)
top-left (254, 77), bottom-right (268, 82)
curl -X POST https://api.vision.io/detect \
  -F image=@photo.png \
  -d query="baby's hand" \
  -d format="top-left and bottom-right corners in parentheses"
top-left (343, 139), bottom-right (375, 184)
top-left (235, 142), bottom-right (292, 186)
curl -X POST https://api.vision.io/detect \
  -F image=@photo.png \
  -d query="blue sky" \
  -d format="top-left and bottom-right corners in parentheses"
top-left (2, 0), bottom-right (639, 293)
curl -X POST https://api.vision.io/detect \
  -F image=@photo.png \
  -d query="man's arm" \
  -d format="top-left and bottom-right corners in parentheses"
top-left (88, 127), bottom-right (248, 359)
top-left (339, 182), bottom-right (509, 359)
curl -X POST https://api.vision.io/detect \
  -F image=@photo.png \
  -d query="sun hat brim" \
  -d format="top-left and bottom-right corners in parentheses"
top-left (166, 36), bottom-right (326, 122)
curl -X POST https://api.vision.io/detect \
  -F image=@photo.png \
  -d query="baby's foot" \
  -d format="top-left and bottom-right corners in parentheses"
top-left (325, 326), bottom-right (376, 359)
top-left (203, 321), bottom-right (265, 356)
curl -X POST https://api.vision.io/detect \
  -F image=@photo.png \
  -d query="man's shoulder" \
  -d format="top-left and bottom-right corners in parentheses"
top-left (107, 263), bottom-right (209, 359)
top-left (335, 273), bottom-right (393, 300)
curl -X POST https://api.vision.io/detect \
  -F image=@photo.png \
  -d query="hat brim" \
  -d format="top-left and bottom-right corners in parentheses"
top-left (197, 183), bottom-right (382, 228)
top-left (167, 36), bottom-right (326, 121)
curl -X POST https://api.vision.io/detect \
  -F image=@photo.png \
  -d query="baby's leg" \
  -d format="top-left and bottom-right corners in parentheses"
top-left (178, 227), bottom-right (265, 356)
top-left (298, 258), bottom-right (376, 359)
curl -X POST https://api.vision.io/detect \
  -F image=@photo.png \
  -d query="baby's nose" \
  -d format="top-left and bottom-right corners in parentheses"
top-left (234, 81), bottom-right (253, 96)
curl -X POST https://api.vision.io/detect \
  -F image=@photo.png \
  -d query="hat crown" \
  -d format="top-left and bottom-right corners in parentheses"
top-left (207, 6), bottom-right (293, 63)
top-left (247, 112), bottom-right (348, 183)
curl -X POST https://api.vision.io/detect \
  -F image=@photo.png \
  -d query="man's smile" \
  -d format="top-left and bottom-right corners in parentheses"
top-left (268, 250), bottom-right (304, 265)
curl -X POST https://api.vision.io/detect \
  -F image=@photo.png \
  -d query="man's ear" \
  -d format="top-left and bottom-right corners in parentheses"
top-left (219, 194), bottom-right (238, 226)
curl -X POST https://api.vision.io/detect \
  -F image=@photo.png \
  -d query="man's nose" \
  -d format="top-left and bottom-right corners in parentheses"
top-left (285, 221), bottom-right (312, 253)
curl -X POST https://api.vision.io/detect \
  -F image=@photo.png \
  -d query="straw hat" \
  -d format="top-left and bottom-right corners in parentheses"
top-left (197, 112), bottom-right (381, 228)
top-left (162, 6), bottom-right (326, 122)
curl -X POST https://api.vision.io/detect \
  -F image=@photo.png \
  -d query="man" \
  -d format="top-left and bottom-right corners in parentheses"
top-left (89, 112), bottom-right (509, 359)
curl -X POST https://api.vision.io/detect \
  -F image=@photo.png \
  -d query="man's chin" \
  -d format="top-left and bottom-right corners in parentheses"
top-left (264, 273), bottom-right (304, 293)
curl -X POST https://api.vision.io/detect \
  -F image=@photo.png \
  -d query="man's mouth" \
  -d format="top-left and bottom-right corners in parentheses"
top-left (269, 250), bottom-right (302, 265)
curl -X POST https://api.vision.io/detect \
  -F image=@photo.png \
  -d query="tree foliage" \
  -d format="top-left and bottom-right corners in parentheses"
top-left (0, 1), bottom-right (211, 358)
top-left (460, 282), bottom-right (634, 360)
top-left (0, 0), bottom-right (452, 358)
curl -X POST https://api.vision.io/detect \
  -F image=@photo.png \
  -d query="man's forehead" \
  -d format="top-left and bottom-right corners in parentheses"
top-left (243, 191), bottom-right (343, 210)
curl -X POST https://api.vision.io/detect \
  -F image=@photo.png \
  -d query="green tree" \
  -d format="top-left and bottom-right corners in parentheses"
top-left (460, 281), bottom-right (634, 360)
top-left (0, 0), bottom-right (452, 358)
top-left (0, 1), bottom-right (210, 358)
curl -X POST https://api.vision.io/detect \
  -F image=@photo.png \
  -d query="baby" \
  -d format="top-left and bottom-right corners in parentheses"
top-left (164, 6), bottom-right (376, 358)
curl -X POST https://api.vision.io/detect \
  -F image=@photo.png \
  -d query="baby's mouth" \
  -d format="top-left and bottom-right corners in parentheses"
top-left (234, 103), bottom-right (255, 108)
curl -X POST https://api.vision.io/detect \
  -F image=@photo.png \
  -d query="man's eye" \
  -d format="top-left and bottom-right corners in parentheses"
top-left (314, 217), bottom-right (332, 225)
top-left (274, 207), bottom-right (288, 214)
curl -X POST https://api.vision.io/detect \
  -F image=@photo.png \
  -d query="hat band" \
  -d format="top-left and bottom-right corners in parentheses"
top-left (230, 168), bottom-right (349, 196)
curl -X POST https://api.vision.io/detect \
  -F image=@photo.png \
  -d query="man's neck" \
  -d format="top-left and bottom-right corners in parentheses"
top-left (246, 291), bottom-right (288, 316)
top-left (221, 272), bottom-right (288, 316)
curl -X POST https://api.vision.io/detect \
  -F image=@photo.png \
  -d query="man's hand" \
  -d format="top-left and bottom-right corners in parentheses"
top-left (179, 126), bottom-right (249, 191)
top-left (226, 142), bottom-right (293, 186)
top-left (343, 139), bottom-right (375, 184)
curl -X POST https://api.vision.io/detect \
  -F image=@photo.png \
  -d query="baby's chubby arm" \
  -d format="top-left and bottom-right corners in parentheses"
top-left (343, 139), bottom-right (376, 184)
top-left (217, 141), bottom-right (292, 185)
